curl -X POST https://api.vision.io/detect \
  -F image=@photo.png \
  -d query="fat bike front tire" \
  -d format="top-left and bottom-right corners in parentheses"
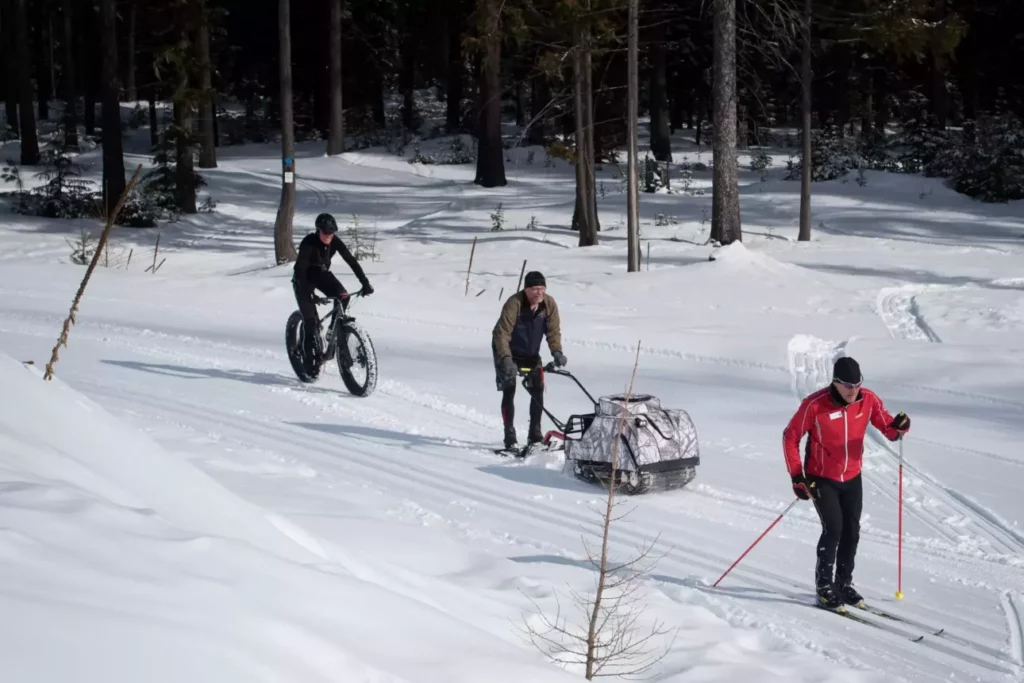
top-left (336, 322), bottom-right (378, 397)
top-left (286, 311), bottom-right (320, 384)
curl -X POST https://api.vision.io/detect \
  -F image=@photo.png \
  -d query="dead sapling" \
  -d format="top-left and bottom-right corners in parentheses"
top-left (520, 343), bottom-right (677, 679)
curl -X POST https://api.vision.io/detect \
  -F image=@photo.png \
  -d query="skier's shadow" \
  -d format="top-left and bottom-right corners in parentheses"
top-left (652, 573), bottom-right (809, 608)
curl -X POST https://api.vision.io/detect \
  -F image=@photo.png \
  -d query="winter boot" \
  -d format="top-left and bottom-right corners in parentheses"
top-left (504, 426), bottom-right (518, 450)
top-left (528, 423), bottom-right (543, 445)
top-left (835, 583), bottom-right (864, 607)
top-left (815, 584), bottom-right (843, 610)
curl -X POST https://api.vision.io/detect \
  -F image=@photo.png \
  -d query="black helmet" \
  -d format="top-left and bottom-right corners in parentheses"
top-left (315, 212), bottom-right (338, 234)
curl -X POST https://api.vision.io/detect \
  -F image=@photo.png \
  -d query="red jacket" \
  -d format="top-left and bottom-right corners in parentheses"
top-left (783, 386), bottom-right (905, 482)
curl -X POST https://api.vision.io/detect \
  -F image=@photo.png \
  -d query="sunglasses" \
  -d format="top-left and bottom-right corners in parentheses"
top-left (833, 379), bottom-right (862, 389)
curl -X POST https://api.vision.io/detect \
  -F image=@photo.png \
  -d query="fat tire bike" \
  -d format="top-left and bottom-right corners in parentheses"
top-left (285, 292), bottom-right (378, 397)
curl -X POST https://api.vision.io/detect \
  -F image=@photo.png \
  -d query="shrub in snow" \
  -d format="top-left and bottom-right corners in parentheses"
top-left (945, 114), bottom-right (1024, 203)
top-left (137, 132), bottom-right (207, 225)
top-left (7, 126), bottom-right (100, 220)
top-left (641, 154), bottom-right (667, 193)
top-left (785, 126), bottom-right (866, 182)
top-left (344, 215), bottom-right (380, 262)
top-left (893, 116), bottom-right (956, 175)
top-left (410, 135), bottom-right (475, 165)
top-left (749, 150), bottom-right (773, 172)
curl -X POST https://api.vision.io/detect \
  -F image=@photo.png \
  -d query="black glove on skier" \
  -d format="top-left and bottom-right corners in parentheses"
top-left (499, 356), bottom-right (517, 389)
top-left (891, 411), bottom-right (910, 434)
top-left (792, 474), bottom-right (815, 501)
top-left (552, 351), bottom-right (567, 368)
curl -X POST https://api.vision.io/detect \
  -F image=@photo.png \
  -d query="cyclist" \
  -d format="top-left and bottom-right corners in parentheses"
top-left (293, 213), bottom-right (374, 370)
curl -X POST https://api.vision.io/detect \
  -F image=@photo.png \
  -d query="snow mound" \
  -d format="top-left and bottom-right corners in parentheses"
top-left (712, 241), bottom-right (801, 278)
top-left (0, 353), bottom-right (576, 683)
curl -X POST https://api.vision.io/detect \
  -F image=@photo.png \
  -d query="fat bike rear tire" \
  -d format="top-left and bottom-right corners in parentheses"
top-left (337, 322), bottom-right (378, 397)
top-left (286, 311), bottom-right (320, 384)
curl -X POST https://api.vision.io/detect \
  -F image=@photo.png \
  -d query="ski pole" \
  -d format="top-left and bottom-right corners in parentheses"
top-left (896, 435), bottom-right (904, 600)
top-left (713, 498), bottom-right (799, 588)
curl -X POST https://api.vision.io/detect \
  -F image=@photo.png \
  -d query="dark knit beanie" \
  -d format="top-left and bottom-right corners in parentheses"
top-left (833, 357), bottom-right (862, 384)
top-left (524, 271), bottom-right (546, 288)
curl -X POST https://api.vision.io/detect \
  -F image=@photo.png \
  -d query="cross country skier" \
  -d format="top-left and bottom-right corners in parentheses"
top-left (782, 356), bottom-right (911, 609)
top-left (293, 213), bottom-right (374, 371)
top-left (491, 271), bottom-right (567, 450)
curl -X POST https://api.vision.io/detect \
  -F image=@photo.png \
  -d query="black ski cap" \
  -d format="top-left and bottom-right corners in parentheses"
top-left (833, 357), bottom-right (862, 384)
top-left (524, 271), bottom-right (546, 288)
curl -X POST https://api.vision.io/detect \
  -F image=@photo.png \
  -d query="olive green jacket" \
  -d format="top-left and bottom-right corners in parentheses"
top-left (491, 292), bottom-right (563, 364)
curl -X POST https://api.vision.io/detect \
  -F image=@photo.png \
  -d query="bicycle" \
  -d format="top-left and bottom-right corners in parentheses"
top-left (285, 292), bottom-right (379, 397)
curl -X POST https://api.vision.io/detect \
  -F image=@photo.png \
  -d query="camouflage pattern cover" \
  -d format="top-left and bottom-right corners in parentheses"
top-left (564, 393), bottom-right (699, 472)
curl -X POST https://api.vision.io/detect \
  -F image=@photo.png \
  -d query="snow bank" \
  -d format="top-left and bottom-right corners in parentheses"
top-left (0, 353), bottom-right (578, 683)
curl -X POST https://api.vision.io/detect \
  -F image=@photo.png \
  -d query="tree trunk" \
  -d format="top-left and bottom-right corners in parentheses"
top-left (60, 0), bottom-right (78, 147)
top-left (148, 89), bottom-right (158, 148)
top-left (473, 0), bottom-right (506, 188)
top-left (584, 32), bottom-right (599, 235)
top-left (99, 0), bottom-right (125, 214)
top-left (626, 0), bottom-right (640, 272)
top-left (527, 74), bottom-right (548, 146)
top-left (798, 0), bottom-right (811, 242)
top-left (274, 0), bottom-right (297, 264)
top-left (326, 0), bottom-right (344, 155)
top-left (35, 1), bottom-right (50, 121)
top-left (13, 0), bottom-right (39, 164)
top-left (572, 14), bottom-right (599, 246)
top-left (649, 20), bottom-right (671, 161)
top-left (196, 0), bottom-right (217, 168)
top-left (515, 78), bottom-right (526, 128)
top-left (174, 102), bottom-right (197, 213)
top-left (400, 33), bottom-right (415, 130)
top-left (371, 68), bottom-right (385, 128)
top-left (446, 3), bottom-right (463, 132)
top-left (737, 103), bottom-right (748, 149)
top-left (2, 0), bottom-right (19, 134)
top-left (860, 68), bottom-right (873, 138)
top-left (873, 68), bottom-right (888, 134)
top-left (710, 0), bottom-right (740, 245)
top-left (81, 8), bottom-right (96, 136)
top-left (930, 0), bottom-right (948, 128)
top-left (126, 1), bottom-right (137, 101)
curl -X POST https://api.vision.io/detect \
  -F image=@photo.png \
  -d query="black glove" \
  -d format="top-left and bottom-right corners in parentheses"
top-left (499, 356), bottom-right (517, 389)
top-left (552, 351), bottom-right (567, 368)
top-left (792, 474), bottom-right (815, 501)
top-left (891, 411), bottom-right (910, 434)
top-left (359, 283), bottom-right (374, 296)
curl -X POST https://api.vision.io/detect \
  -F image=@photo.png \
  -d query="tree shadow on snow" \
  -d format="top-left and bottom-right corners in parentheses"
top-left (289, 421), bottom-right (493, 460)
top-left (477, 459), bottom-right (598, 495)
top-left (101, 359), bottom-right (312, 391)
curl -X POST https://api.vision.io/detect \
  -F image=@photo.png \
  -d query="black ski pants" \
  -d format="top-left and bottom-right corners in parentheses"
top-left (810, 474), bottom-right (863, 588)
top-left (293, 272), bottom-right (347, 359)
top-left (500, 356), bottom-right (544, 438)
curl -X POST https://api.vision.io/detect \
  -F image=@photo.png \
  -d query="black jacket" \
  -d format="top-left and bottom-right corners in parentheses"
top-left (293, 233), bottom-right (369, 287)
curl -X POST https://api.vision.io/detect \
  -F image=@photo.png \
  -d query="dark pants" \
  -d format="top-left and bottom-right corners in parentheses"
top-left (811, 474), bottom-right (863, 588)
top-left (497, 353), bottom-right (544, 441)
top-left (293, 273), bottom-right (347, 363)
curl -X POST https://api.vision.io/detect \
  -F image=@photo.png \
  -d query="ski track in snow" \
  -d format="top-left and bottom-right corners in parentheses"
top-left (787, 333), bottom-right (1024, 562)
top-left (876, 285), bottom-right (944, 342)
top-left (1001, 592), bottom-right (1024, 669)
top-left (5, 309), bottom-right (1024, 678)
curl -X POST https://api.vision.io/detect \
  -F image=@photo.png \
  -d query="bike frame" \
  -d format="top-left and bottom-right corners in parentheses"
top-left (311, 293), bottom-right (362, 362)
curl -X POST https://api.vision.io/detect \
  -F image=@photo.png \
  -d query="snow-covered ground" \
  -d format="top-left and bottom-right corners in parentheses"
top-left (2, 121), bottom-right (1023, 682)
